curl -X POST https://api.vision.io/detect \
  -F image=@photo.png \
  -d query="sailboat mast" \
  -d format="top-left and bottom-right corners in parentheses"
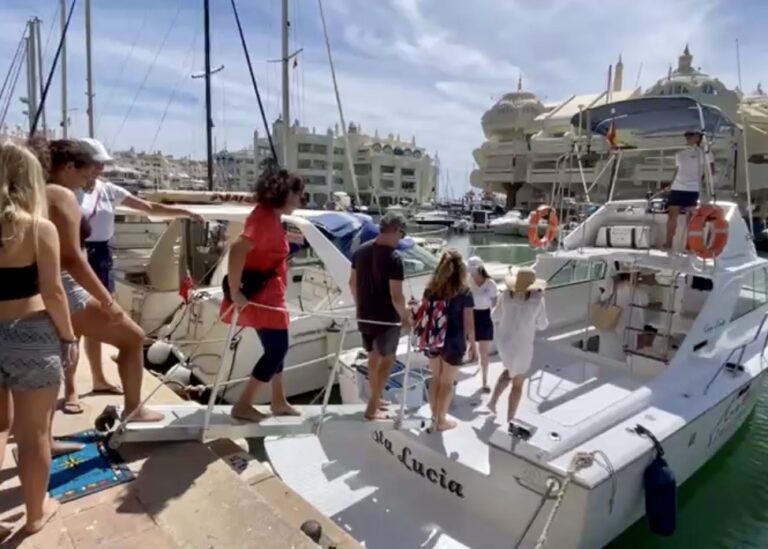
top-left (203, 0), bottom-right (214, 190)
top-left (85, 0), bottom-right (95, 137)
top-left (281, 0), bottom-right (290, 168)
top-left (60, 0), bottom-right (68, 138)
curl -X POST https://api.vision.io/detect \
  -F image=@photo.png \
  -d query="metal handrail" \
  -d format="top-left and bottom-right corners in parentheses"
top-left (704, 310), bottom-right (768, 395)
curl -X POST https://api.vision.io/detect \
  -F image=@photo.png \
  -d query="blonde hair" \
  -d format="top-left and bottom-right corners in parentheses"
top-left (426, 249), bottom-right (468, 300)
top-left (0, 141), bottom-right (47, 242)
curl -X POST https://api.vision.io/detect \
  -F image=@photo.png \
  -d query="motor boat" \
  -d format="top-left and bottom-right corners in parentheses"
top-left (265, 198), bottom-right (768, 548)
top-left (411, 210), bottom-right (457, 228)
top-left (138, 207), bottom-right (438, 404)
top-left (490, 209), bottom-right (530, 236)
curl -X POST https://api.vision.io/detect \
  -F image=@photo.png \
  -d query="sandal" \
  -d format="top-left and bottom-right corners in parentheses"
top-left (62, 401), bottom-right (84, 415)
top-left (91, 384), bottom-right (124, 395)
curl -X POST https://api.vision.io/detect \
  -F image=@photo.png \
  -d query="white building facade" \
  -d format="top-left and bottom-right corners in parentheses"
top-left (216, 120), bottom-right (437, 209)
top-left (473, 47), bottom-right (768, 210)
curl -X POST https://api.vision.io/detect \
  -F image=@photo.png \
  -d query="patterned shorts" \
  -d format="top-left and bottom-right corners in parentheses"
top-left (0, 311), bottom-right (63, 390)
top-left (62, 271), bottom-right (91, 314)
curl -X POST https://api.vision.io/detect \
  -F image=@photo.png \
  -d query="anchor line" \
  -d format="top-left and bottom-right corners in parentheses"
top-left (524, 450), bottom-right (616, 549)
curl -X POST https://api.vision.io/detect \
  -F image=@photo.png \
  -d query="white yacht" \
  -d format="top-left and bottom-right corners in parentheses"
top-left (412, 210), bottom-right (457, 228)
top-left (490, 209), bottom-right (530, 236)
top-left (136, 207), bottom-right (438, 403)
top-left (266, 198), bottom-right (767, 548)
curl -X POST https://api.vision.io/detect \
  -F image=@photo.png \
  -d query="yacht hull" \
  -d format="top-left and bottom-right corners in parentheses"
top-left (267, 356), bottom-right (764, 548)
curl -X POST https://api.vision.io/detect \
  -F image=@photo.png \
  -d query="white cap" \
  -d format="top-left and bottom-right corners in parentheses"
top-left (466, 256), bottom-right (484, 275)
top-left (76, 137), bottom-right (113, 163)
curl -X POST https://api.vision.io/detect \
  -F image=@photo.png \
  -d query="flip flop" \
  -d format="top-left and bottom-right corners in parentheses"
top-left (62, 401), bottom-right (84, 415)
top-left (91, 385), bottom-right (124, 395)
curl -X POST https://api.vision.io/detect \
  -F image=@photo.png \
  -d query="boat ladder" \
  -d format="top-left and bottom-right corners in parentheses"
top-left (623, 264), bottom-right (683, 364)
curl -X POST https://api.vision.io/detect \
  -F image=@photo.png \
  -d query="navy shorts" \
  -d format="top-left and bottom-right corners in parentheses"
top-left (252, 328), bottom-right (289, 382)
top-left (668, 190), bottom-right (699, 210)
top-left (474, 309), bottom-right (494, 342)
top-left (425, 348), bottom-right (464, 366)
top-left (85, 240), bottom-right (114, 293)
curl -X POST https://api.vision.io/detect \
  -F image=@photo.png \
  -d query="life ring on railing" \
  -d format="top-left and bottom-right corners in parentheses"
top-left (687, 204), bottom-right (728, 259)
top-left (528, 205), bottom-right (559, 248)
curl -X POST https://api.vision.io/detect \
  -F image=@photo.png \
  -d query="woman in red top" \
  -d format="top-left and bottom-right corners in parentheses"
top-left (223, 165), bottom-right (304, 422)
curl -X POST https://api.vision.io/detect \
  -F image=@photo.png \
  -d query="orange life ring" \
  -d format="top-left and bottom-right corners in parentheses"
top-left (528, 205), bottom-right (559, 248)
top-left (687, 205), bottom-right (728, 259)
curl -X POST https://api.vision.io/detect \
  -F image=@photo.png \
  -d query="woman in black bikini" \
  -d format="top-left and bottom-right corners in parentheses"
top-left (0, 142), bottom-right (77, 535)
top-left (29, 138), bottom-right (162, 423)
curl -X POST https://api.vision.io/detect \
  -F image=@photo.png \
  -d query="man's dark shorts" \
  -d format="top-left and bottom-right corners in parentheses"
top-left (668, 190), bottom-right (699, 210)
top-left (361, 326), bottom-right (400, 356)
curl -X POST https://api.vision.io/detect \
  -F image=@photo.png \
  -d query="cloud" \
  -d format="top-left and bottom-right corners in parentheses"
top-left (3, 0), bottom-right (765, 197)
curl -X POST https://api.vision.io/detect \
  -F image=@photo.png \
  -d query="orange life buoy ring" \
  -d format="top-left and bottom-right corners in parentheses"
top-left (687, 204), bottom-right (728, 259)
top-left (528, 205), bottom-right (559, 248)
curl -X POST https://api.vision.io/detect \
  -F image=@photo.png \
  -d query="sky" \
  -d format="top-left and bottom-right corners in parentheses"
top-left (2, 0), bottom-right (767, 194)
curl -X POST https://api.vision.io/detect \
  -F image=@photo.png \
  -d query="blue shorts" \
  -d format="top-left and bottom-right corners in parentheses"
top-left (85, 240), bottom-right (115, 293)
top-left (668, 190), bottom-right (699, 210)
top-left (252, 329), bottom-right (289, 382)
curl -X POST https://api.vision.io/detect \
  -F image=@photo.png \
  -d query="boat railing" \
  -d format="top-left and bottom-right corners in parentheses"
top-left (117, 299), bottom-right (422, 444)
top-left (704, 309), bottom-right (768, 395)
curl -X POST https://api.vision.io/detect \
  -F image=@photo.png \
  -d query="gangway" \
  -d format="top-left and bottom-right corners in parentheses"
top-left (95, 307), bottom-right (428, 449)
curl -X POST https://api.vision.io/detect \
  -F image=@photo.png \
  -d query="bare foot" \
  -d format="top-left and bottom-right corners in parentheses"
top-left (231, 406), bottom-right (270, 423)
top-left (270, 404), bottom-right (301, 417)
top-left (25, 497), bottom-right (60, 534)
top-left (122, 407), bottom-right (165, 423)
top-left (436, 419), bottom-right (457, 431)
top-left (364, 410), bottom-right (389, 421)
top-left (52, 440), bottom-right (85, 457)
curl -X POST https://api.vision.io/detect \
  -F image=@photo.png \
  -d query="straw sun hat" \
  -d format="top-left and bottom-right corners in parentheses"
top-left (504, 267), bottom-right (545, 293)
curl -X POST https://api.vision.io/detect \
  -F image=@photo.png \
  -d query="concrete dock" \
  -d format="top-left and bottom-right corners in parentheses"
top-left (0, 345), bottom-right (361, 549)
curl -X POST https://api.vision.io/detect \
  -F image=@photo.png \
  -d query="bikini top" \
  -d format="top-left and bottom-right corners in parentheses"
top-left (0, 225), bottom-right (39, 301)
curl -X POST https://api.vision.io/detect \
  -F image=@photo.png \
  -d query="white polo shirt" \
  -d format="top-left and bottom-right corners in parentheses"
top-left (78, 179), bottom-right (132, 242)
top-left (470, 278), bottom-right (499, 310)
top-left (671, 146), bottom-right (713, 193)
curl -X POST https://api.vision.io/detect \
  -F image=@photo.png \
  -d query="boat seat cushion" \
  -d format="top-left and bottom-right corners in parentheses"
top-left (596, 225), bottom-right (653, 249)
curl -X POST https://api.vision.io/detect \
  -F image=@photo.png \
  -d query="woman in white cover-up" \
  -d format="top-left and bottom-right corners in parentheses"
top-left (488, 268), bottom-right (548, 424)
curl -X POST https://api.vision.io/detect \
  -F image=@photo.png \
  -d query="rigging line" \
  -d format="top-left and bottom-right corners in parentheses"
top-left (39, 1), bottom-right (60, 67)
top-left (96, 6), bottom-right (153, 134)
top-left (148, 24), bottom-right (200, 153)
top-left (108, 0), bottom-right (184, 150)
top-left (229, 0), bottom-right (278, 162)
top-left (0, 28), bottom-right (27, 107)
top-left (30, 0), bottom-right (77, 137)
top-left (0, 49), bottom-right (27, 128)
top-left (316, 0), bottom-right (361, 206)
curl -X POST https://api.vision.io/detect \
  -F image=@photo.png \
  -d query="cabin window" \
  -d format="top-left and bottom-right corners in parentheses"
top-left (731, 268), bottom-right (768, 320)
top-left (547, 259), bottom-right (606, 288)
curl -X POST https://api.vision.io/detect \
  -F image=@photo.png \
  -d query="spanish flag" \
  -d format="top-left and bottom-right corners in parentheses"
top-left (607, 120), bottom-right (618, 148)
